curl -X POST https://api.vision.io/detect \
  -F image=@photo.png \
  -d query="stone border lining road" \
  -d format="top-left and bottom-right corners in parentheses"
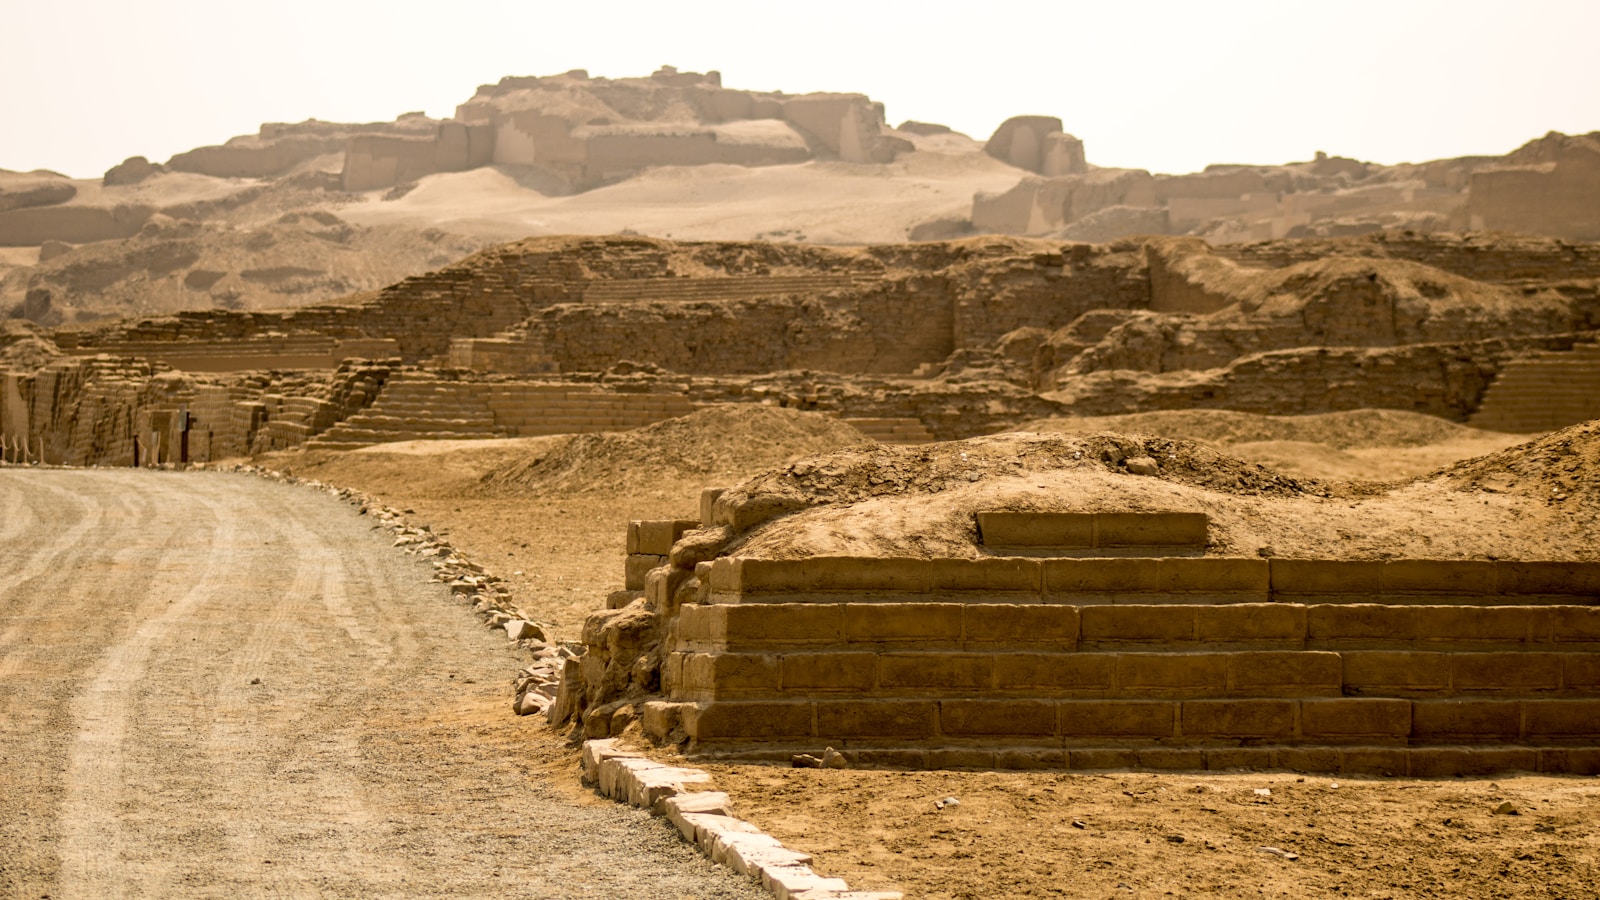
top-left (582, 739), bottom-right (902, 900)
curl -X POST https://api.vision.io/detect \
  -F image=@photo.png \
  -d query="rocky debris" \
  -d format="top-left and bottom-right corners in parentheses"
top-left (583, 739), bottom-right (902, 900)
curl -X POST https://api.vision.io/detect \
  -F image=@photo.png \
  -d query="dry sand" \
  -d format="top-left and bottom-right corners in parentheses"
top-left (339, 151), bottom-right (1022, 245)
top-left (260, 406), bottom-right (1600, 899)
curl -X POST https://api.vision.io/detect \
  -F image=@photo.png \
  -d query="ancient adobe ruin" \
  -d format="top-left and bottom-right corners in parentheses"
top-left (5, 227), bottom-right (1600, 467)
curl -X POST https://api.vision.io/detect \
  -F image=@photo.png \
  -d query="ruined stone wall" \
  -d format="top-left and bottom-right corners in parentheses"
top-left (1053, 333), bottom-right (1600, 422)
top-left (1215, 232), bottom-right (1600, 284)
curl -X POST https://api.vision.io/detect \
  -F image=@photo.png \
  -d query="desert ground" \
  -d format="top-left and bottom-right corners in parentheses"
top-left (242, 406), bottom-right (1600, 899)
top-left (5, 62), bottom-right (1600, 900)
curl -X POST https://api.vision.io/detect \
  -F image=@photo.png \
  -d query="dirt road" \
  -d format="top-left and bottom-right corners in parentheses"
top-left (0, 468), bottom-right (762, 900)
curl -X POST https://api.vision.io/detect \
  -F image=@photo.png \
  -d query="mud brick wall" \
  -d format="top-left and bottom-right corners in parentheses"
top-left (653, 554), bottom-right (1600, 774)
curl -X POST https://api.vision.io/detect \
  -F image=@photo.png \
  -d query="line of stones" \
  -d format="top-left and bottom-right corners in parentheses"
top-left (583, 738), bottom-right (901, 900)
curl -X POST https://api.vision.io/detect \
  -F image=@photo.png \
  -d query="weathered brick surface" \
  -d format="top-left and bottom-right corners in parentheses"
top-left (1181, 699), bottom-right (1296, 738)
top-left (993, 653), bottom-right (1115, 692)
top-left (1225, 651), bottom-right (1342, 697)
top-left (684, 701), bottom-right (812, 740)
top-left (878, 653), bottom-right (993, 690)
top-left (844, 603), bottom-right (964, 645)
top-left (1411, 700), bottom-right (1522, 741)
top-left (1196, 604), bottom-right (1306, 645)
top-left (1059, 700), bottom-right (1177, 738)
top-left (1299, 699), bottom-right (1412, 739)
top-left (815, 700), bottom-right (939, 738)
top-left (1342, 650), bottom-right (1453, 694)
top-left (941, 700), bottom-right (1058, 736)
top-left (1115, 653), bottom-right (1227, 696)
top-left (1079, 605), bottom-right (1197, 643)
top-left (780, 652), bottom-right (877, 692)
top-left (962, 604), bottom-right (1078, 646)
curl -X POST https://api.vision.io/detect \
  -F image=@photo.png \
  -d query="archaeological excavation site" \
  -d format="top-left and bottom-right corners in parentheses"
top-left (4, 58), bottom-right (1599, 900)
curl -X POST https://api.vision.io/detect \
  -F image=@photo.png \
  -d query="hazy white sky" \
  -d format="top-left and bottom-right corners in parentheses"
top-left (3, 0), bottom-right (1597, 179)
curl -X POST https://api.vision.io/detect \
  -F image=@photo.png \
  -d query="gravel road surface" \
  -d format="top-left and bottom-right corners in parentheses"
top-left (0, 468), bottom-right (763, 899)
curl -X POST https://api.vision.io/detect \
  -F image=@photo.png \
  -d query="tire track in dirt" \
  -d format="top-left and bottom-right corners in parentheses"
top-left (55, 477), bottom-right (237, 897)
top-left (4, 470), bottom-right (764, 899)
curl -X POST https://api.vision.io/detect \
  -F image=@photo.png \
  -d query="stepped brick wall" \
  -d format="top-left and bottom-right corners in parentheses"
top-left (647, 552), bottom-right (1600, 775)
top-left (1468, 343), bottom-right (1600, 433)
top-left (306, 376), bottom-right (702, 447)
top-left (0, 357), bottom-right (390, 466)
top-left (62, 335), bottom-right (400, 373)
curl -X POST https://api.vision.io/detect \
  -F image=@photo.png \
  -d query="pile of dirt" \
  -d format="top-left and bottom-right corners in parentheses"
top-left (718, 432), bottom-right (1327, 561)
top-left (1022, 408), bottom-right (1493, 450)
top-left (474, 405), bottom-right (871, 496)
top-left (1437, 418), bottom-right (1600, 506)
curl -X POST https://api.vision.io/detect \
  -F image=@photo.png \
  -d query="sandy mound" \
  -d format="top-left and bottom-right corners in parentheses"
top-left (1023, 408), bottom-right (1497, 450)
top-left (1438, 418), bottom-right (1600, 506)
top-left (475, 405), bottom-right (871, 495)
top-left (712, 430), bottom-right (1595, 562)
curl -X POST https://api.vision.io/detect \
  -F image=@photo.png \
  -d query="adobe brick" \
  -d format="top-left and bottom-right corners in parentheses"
top-left (1095, 511), bottom-right (1209, 548)
top-left (1205, 748), bottom-right (1277, 771)
top-left (963, 604), bottom-right (1079, 645)
top-left (1067, 748), bottom-right (1139, 770)
top-left (1562, 654), bottom-right (1600, 692)
top-left (634, 519), bottom-right (700, 555)
top-left (1495, 560), bottom-right (1600, 596)
top-left (976, 511), bottom-right (1094, 547)
top-left (1115, 652), bottom-right (1227, 695)
top-left (684, 701), bottom-right (813, 741)
top-left (879, 653), bottom-right (993, 691)
top-left (926, 748), bottom-right (1000, 769)
top-left (1181, 699), bottom-right (1296, 738)
top-left (1156, 558), bottom-right (1269, 595)
top-left (675, 604), bottom-right (725, 644)
top-left (1058, 700), bottom-right (1177, 738)
top-left (1195, 604), bottom-right (1307, 645)
top-left (941, 700), bottom-right (1058, 736)
top-left (780, 652), bottom-right (877, 692)
top-left (1537, 748), bottom-right (1600, 775)
top-left (1523, 699), bottom-right (1600, 737)
top-left (1300, 699), bottom-right (1412, 738)
top-left (721, 603), bottom-right (845, 646)
top-left (1270, 559), bottom-right (1382, 595)
top-left (1337, 747), bottom-right (1408, 776)
top-left (748, 556), bottom-right (931, 593)
top-left (1080, 605), bottom-right (1197, 643)
top-left (1451, 652), bottom-right (1563, 692)
top-left (815, 700), bottom-right (939, 739)
top-left (1409, 748), bottom-right (1538, 778)
top-left (1308, 605), bottom-right (1418, 643)
top-left (1277, 746), bottom-right (1341, 774)
top-left (1137, 748), bottom-right (1207, 770)
top-left (993, 653), bottom-right (1115, 692)
top-left (1342, 651), bottom-right (1452, 693)
top-left (1381, 559), bottom-right (1494, 595)
top-left (1226, 651), bottom-right (1342, 697)
top-left (1549, 606), bottom-right (1600, 643)
top-left (678, 652), bottom-right (781, 697)
top-left (996, 748), bottom-right (1070, 770)
top-left (924, 557), bottom-right (1042, 593)
top-left (1411, 700), bottom-right (1522, 741)
top-left (845, 603), bottom-right (964, 644)
top-left (1042, 558), bottom-right (1162, 596)
top-left (1414, 606), bottom-right (1537, 645)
